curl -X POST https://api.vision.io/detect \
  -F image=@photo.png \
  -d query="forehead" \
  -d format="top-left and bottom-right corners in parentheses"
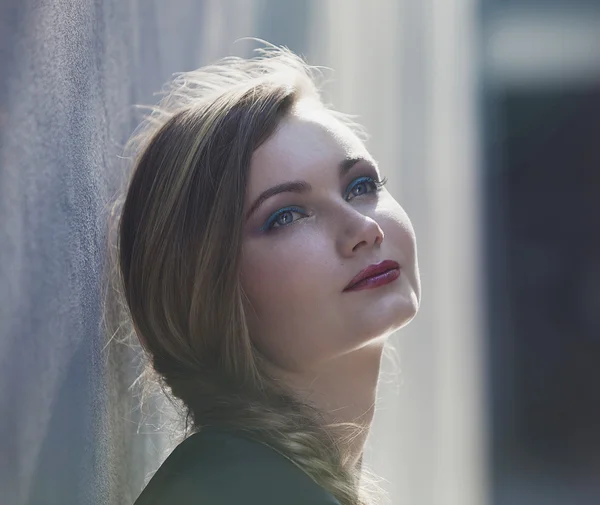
top-left (249, 101), bottom-right (370, 190)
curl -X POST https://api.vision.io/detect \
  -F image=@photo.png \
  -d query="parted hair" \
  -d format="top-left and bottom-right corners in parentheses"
top-left (103, 43), bottom-right (387, 505)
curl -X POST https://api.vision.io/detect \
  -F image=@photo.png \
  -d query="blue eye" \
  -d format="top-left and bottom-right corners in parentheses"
top-left (261, 206), bottom-right (307, 232)
top-left (261, 175), bottom-right (387, 233)
top-left (344, 175), bottom-right (388, 201)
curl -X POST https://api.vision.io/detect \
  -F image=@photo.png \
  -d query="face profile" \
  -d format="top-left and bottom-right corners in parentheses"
top-left (240, 98), bottom-right (421, 375)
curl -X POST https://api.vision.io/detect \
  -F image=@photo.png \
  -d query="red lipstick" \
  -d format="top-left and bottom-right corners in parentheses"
top-left (343, 260), bottom-right (400, 292)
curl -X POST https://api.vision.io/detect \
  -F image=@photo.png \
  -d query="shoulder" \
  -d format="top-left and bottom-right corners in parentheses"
top-left (133, 427), bottom-right (341, 505)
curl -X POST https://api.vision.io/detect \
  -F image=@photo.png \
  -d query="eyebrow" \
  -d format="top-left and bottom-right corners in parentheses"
top-left (245, 156), bottom-right (372, 221)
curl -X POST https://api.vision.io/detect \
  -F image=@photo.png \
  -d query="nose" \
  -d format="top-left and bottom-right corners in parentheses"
top-left (336, 208), bottom-right (384, 258)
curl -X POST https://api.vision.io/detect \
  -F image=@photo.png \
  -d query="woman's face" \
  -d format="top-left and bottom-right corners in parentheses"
top-left (240, 100), bottom-right (420, 373)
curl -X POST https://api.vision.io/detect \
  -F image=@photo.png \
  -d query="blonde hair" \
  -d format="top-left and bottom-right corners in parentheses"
top-left (103, 43), bottom-right (387, 505)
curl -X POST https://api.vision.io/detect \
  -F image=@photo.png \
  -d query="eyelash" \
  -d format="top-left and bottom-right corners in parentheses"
top-left (261, 175), bottom-right (388, 232)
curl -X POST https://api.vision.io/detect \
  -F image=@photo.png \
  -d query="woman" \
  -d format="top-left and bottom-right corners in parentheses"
top-left (107, 44), bottom-right (420, 505)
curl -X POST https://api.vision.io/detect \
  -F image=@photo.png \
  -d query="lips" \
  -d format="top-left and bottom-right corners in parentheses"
top-left (343, 259), bottom-right (400, 291)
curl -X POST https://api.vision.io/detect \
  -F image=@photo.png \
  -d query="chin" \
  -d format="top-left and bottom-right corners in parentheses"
top-left (348, 290), bottom-right (419, 347)
top-left (396, 291), bottom-right (420, 327)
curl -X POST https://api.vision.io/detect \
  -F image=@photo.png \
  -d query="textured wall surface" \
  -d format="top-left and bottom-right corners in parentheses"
top-left (0, 2), bottom-right (262, 504)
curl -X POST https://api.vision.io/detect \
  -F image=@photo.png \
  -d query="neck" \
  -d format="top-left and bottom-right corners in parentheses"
top-left (271, 343), bottom-right (385, 468)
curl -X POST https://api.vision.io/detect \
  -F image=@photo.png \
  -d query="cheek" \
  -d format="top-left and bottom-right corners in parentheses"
top-left (380, 196), bottom-right (416, 253)
top-left (382, 199), bottom-right (420, 296)
top-left (239, 233), bottom-right (337, 369)
top-left (239, 231), bottom-right (332, 327)
top-left (241, 236), bottom-right (317, 296)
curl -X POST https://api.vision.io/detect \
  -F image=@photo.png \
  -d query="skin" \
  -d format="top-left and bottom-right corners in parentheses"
top-left (240, 98), bottom-right (421, 465)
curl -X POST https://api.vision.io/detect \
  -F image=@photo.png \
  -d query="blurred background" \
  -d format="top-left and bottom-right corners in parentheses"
top-left (1, 1), bottom-right (599, 504)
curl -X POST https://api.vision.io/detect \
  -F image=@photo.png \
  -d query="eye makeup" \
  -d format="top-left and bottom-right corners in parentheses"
top-left (343, 175), bottom-right (388, 201)
top-left (260, 206), bottom-right (308, 232)
top-left (260, 174), bottom-right (388, 233)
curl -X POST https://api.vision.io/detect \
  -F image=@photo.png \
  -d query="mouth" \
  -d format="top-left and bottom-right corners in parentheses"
top-left (343, 259), bottom-right (401, 292)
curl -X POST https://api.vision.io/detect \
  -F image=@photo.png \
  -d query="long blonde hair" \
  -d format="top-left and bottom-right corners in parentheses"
top-left (103, 44), bottom-right (387, 505)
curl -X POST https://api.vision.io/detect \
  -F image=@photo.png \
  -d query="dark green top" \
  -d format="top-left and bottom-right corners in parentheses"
top-left (133, 427), bottom-right (342, 505)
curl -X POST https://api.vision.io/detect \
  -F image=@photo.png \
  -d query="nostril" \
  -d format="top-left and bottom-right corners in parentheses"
top-left (352, 240), bottom-right (368, 252)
